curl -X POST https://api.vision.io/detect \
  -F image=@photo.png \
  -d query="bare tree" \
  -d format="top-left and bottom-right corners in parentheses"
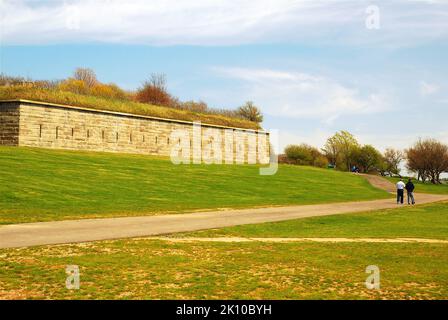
top-left (383, 148), bottom-right (404, 176)
top-left (73, 68), bottom-right (98, 88)
top-left (237, 101), bottom-right (263, 123)
top-left (406, 139), bottom-right (448, 184)
top-left (148, 73), bottom-right (167, 92)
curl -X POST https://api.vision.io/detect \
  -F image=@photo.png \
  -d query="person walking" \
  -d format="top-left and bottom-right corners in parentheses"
top-left (406, 178), bottom-right (416, 205)
top-left (396, 179), bottom-right (405, 204)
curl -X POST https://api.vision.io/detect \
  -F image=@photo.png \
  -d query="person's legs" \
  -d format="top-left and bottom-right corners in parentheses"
top-left (410, 192), bottom-right (415, 204)
top-left (407, 192), bottom-right (411, 204)
top-left (397, 191), bottom-right (400, 204)
top-left (399, 190), bottom-right (404, 204)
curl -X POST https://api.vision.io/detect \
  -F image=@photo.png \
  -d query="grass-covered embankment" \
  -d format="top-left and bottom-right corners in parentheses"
top-left (0, 146), bottom-right (390, 224)
top-left (0, 86), bottom-right (259, 130)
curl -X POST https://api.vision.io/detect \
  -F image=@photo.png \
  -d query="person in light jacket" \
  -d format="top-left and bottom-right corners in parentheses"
top-left (396, 179), bottom-right (405, 204)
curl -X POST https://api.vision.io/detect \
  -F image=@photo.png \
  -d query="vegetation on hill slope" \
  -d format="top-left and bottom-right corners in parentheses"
top-left (0, 146), bottom-right (390, 224)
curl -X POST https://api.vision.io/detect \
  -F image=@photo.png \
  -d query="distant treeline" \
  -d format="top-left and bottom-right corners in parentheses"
top-left (282, 130), bottom-right (448, 184)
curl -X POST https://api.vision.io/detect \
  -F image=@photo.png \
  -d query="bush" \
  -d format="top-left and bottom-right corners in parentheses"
top-left (314, 155), bottom-right (329, 168)
top-left (91, 83), bottom-right (129, 100)
top-left (285, 144), bottom-right (326, 167)
top-left (58, 79), bottom-right (89, 95)
top-left (285, 145), bottom-right (313, 165)
top-left (135, 75), bottom-right (174, 106)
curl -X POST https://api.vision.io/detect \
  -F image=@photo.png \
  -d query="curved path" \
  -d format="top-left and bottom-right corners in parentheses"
top-left (359, 173), bottom-right (397, 193)
top-left (0, 176), bottom-right (447, 248)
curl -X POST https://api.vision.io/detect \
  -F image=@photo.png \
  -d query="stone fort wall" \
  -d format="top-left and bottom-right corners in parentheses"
top-left (0, 100), bottom-right (270, 164)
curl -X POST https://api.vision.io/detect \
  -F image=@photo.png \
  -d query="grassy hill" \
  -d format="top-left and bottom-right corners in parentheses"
top-left (0, 146), bottom-right (390, 224)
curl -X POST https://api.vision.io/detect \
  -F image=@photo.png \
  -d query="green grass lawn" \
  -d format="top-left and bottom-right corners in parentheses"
top-left (0, 239), bottom-right (446, 299)
top-left (182, 201), bottom-right (448, 240)
top-left (0, 146), bottom-right (390, 224)
top-left (387, 177), bottom-right (448, 194)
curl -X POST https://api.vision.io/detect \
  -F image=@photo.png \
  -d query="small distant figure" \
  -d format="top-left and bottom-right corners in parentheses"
top-left (351, 165), bottom-right (360, 173)
top-left (396, 179), bottom-right (405, 204)
top-left (406, 178), bottom-right (416, 205)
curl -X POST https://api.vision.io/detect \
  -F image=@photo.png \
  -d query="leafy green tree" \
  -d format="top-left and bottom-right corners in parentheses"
top-left (322, 131), bottom-right (360, 171)
top-left (354, 145), bottom-right (382, 173)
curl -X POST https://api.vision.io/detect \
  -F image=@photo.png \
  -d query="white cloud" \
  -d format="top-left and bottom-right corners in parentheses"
top-left (1, 0), bottom-right (447, 46)
top-left (420, 81), bottom-right (440, 96)
top-left (213, 67), bottom-right (389, 123)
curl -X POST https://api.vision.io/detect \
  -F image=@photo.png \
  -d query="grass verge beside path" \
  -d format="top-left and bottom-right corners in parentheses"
top-left (387, 177), bottom-right (448, 195)
top-left (180, 201), bottom-right (448, 240)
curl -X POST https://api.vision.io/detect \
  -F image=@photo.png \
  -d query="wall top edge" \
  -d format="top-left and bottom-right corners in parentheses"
top-left (0, 99), bottom-right (268, 134)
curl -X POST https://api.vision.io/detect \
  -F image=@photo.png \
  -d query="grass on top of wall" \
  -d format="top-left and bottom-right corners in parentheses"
top-left (0, 86), bottom-right (259, 130)
top-left (0, 146), bottom-right (390, 224)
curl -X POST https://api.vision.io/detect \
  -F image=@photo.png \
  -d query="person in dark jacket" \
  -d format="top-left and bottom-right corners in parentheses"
top-left (405, 178), bottom-right (415, 205)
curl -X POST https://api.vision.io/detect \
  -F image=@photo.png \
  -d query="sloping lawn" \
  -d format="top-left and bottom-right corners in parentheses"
top-left (0, 146), bottom-right (390, 224)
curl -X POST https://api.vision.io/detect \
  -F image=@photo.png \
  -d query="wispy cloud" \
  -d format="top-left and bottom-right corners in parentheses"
top-left (1, 0), bottom-right (447, 46)
top-left (213, 67), bottom-right (390, 124)
top-left (420, 81), bottom-right (440, 96)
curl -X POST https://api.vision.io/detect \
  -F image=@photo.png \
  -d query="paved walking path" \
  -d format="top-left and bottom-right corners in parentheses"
top-left (0, 175), bottom-right (447, 248)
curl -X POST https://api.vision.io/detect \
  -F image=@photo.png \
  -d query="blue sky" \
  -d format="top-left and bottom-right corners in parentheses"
top-left (1, 0), bottom-right (448, 152)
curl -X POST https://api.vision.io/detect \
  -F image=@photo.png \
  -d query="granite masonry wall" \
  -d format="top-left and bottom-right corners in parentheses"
top-left (0, 102), bottom-right (20, 146)
top-left (0, 100), bottom-right (270, 164)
